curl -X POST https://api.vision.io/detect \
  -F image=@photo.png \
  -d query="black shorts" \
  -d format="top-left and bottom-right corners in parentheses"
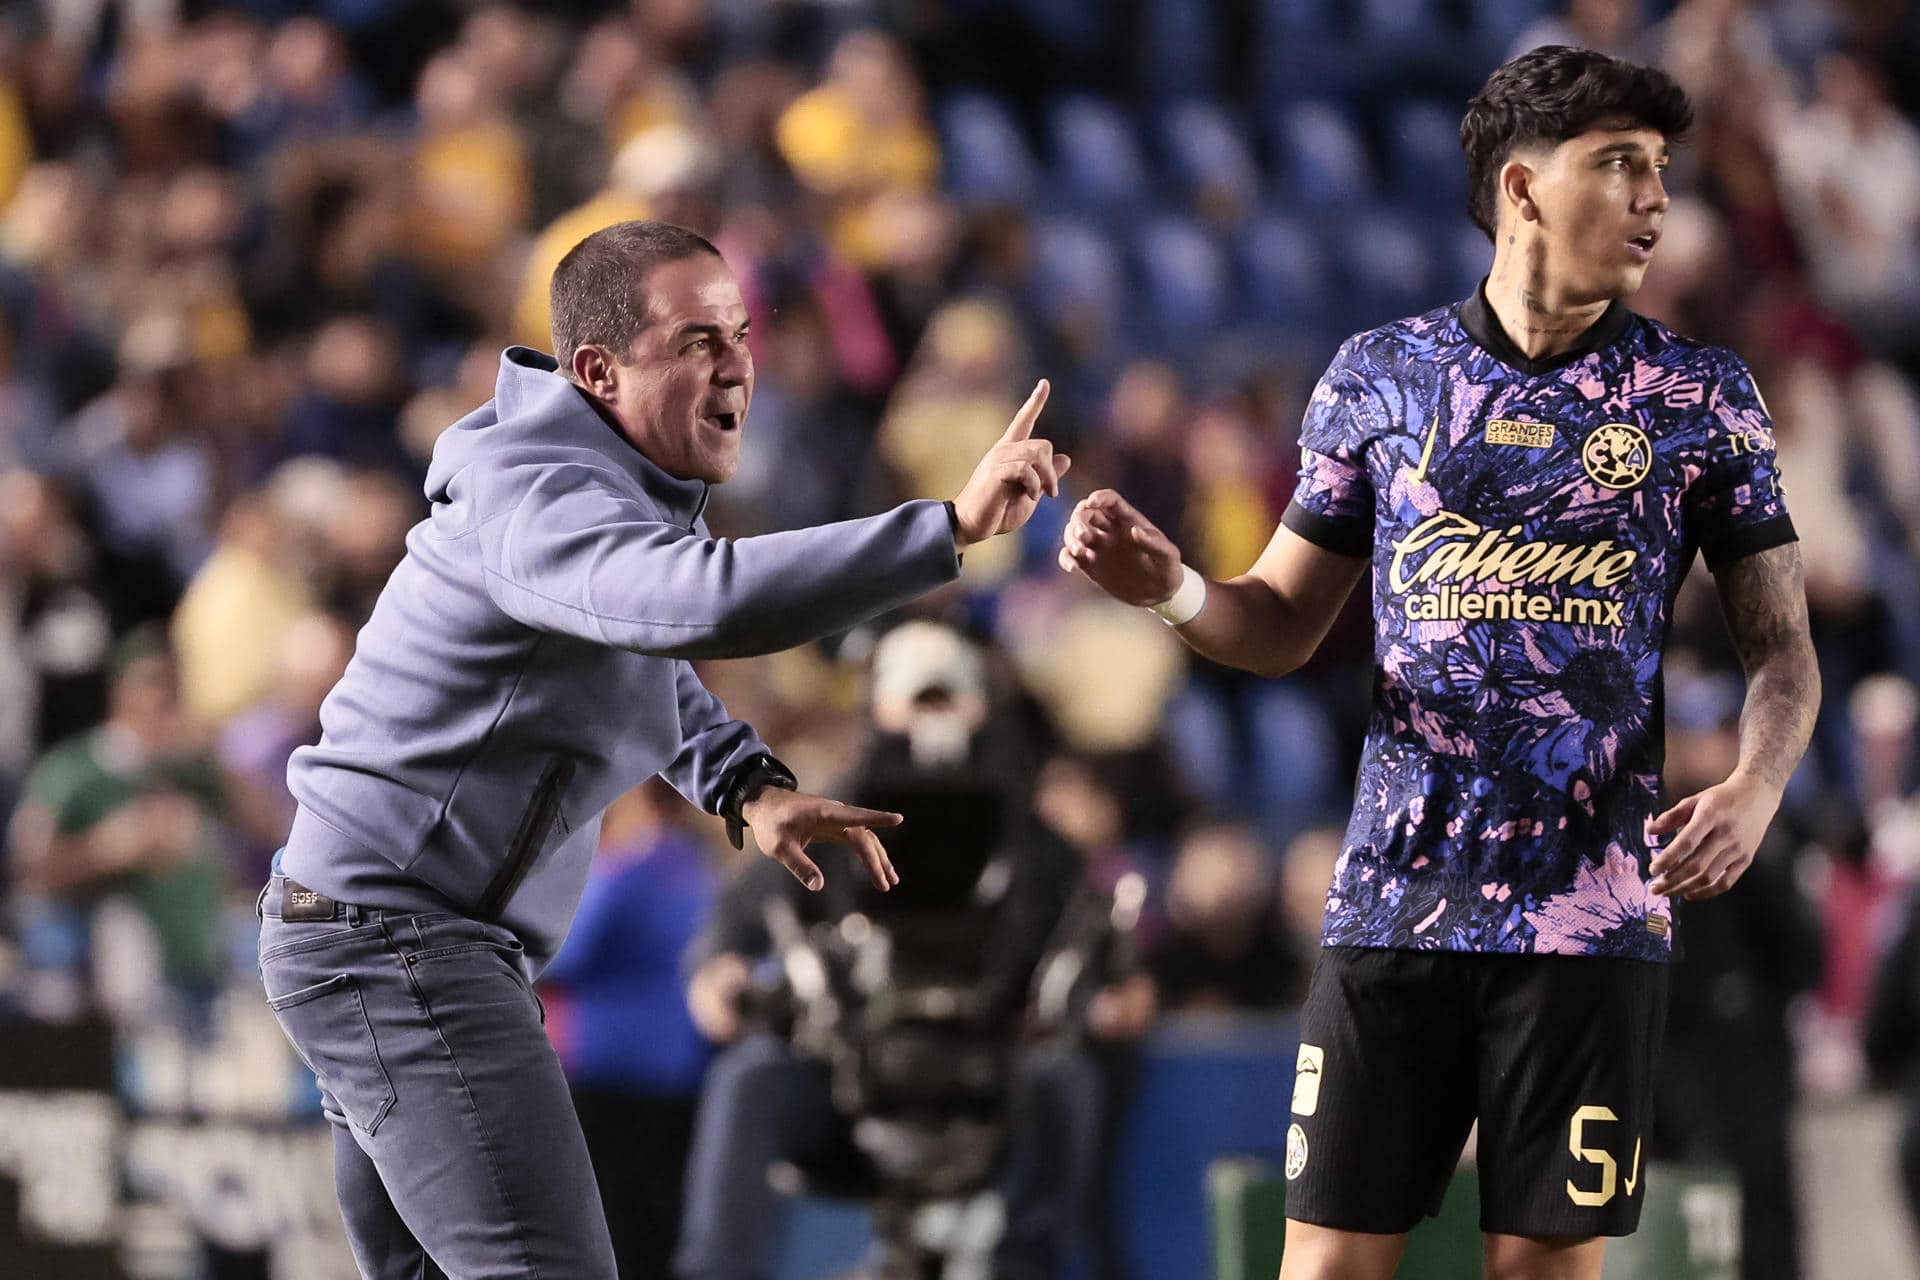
top-left (1283, 946), bottom-right (1669, 1238)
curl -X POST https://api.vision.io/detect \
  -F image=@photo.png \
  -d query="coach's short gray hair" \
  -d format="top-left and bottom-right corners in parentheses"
top-left (548, 220), bottom-right (722, 372)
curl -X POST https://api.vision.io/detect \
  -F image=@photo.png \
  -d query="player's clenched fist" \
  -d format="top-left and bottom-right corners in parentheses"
top-left (1058, 489), bottom-right (1184, 606)
top-left (950, 380), bottom-right (1070, 546)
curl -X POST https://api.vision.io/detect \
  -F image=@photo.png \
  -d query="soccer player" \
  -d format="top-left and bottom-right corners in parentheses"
top-left (1061, 47), bottom-right (1819, 1280)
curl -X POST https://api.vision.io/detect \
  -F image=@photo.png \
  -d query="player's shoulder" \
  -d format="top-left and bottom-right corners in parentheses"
top-left (1331, 300), bottom-right (1464, 371)
top-left (1628, 312), bottom-right (1754, 382)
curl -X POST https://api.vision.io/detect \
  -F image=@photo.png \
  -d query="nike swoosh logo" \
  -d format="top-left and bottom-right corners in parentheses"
top-left (1408, 413), bottom-right (1442, 484)
top-left (1623, 1138), bottom-right (1642, 1196)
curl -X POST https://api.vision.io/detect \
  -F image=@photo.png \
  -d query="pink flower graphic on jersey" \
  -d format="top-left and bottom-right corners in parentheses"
top-left (1410, 703), bottom-right (1476, 756)
top-left (1601, 358), bottom-right (1704, 412)
top-left (1524, 842), bottom-right (1671, 955)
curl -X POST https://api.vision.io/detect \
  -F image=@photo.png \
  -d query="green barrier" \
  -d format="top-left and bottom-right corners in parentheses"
top-left (1602, 1164), bottom-right (1741, 1280)
top-left (1208, 1158), bottom-right (1740, 1280)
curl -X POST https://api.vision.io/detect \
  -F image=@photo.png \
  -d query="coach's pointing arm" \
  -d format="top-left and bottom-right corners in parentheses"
top-left (481, 382), bottom-right (1065, 660)
top-left (1059, 490), bottom-right (1366, 679)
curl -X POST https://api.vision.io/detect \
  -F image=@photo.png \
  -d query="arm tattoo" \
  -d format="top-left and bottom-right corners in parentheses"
top-left (1713, 543), bottom-right (1821, 791)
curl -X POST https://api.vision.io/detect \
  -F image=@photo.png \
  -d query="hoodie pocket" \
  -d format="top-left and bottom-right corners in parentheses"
top-left (476, 755), bottom-right (575, 920)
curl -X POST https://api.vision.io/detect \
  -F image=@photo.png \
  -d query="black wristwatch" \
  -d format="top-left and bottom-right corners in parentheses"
top-left (719, 754), bottom-right (799, 850)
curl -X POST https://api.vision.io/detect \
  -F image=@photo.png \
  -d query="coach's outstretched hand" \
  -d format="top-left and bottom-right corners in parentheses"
top-left (951, 380), bottom-right (1069, 547)
top-left (1643, 771), bottom-right (1783, 900)
top-left (1058, 489), bottom-right (1184, 605)
top-left (741, 788), bottom-right (904, 892)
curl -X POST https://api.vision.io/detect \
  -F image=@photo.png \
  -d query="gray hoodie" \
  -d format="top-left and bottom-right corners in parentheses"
top-left (283, 348), bottom-right (960, 971)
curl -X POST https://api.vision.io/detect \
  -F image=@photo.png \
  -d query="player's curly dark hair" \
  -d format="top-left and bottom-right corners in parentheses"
top-left (549, 220), bottom-right (723, 372)
top-left (1460, 46), bottom-right (1693, 241)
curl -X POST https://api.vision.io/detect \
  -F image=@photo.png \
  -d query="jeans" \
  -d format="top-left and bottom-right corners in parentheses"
top-left (257, 876), bottom-right (616, 1279)
top-left (676, 1034), bottom-right (1102, 1280)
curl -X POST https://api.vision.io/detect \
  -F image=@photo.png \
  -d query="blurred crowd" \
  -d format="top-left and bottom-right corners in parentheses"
top-left (1, 0), bottom-right (1919, 1275)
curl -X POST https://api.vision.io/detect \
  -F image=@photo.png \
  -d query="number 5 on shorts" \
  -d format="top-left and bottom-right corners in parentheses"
top-left (1566, 1104), bottom-right (1642, 1207)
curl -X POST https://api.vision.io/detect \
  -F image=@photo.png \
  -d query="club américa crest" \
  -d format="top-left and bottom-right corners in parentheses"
top-left (1581, 423), bottom-right (1652, 491)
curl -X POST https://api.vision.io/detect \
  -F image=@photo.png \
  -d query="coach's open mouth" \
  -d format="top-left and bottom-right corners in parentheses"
top-left (703, 411), bottom-right (740, 432)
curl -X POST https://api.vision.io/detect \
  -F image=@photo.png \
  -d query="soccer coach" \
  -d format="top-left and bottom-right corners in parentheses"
top-left (256, 220), bottom-right (1068, 1278)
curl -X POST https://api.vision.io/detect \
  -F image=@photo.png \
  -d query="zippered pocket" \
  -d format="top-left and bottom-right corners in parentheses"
top-left (475, 755), bottom-right (575, 920)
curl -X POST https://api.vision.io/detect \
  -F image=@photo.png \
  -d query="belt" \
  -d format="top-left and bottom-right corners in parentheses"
top-left (258, 873), bottom-right (400, 924)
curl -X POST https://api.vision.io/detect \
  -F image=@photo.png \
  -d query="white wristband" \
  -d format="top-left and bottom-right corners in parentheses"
top-left (1148, 564), bottom-right (1207, 626)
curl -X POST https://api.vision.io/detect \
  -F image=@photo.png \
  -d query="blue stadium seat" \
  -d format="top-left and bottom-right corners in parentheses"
top-left (1238, 211), bottom-right (1329, 325)
top-left (1342, 207), bottom-right (1440, 322)
top-left (1048, 95), bottom-right (1151, 215)
top-left (1137, 216), bottom-right (1230, 333)
top-left (1012, 0), bottom-right (1110, 59)
top-left (1029, 216), bottom-right (1127, 328)
top-left (1253, 1), bottom-right (1392, 111)
top-left (939, 93), bottom-right (1039, 207)
top-left (1467, 0), bottom-right (1557, 42)
top-left (1141, 0), bottom-right (1218, 96)
top-left (1356, 0), bottom-right (1451, 41)
top-left (1387, 100), bottom-right (1469, 211)
top-left (1448, 218), bottom-right (1493, 300)
top-left (1272, 101), bottom-right (1375, 205)
top-left (1256, 0), bottom-right (1339, 37)
top-left (1157, 100), bottom-right (1260, 216)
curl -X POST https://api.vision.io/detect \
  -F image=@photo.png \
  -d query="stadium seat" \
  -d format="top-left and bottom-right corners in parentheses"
top-left (1387, 100), bottom-right (1469, 210)
top-left (1011, 0), bottom-right (1110, 59)
top-left (1141, 0), bottom-right (1219, 96)
top-left (1137, 215), bottom-right (1231, 334)
top-left (1029, 216), bottom-right (1128, 328)
top-left (1449, 218), bottom-right (1493, 300)
top-left (1237, 211), bottom-right (1328, 325)
top-left (1271, 101), bottom-right (1375, 206)
top-left (939, 93), bottom-right (1040, 207)
top-left (1255, 0), bottom-right (1340, 38)
top-left (1157, 100), bottom-right (1260, 218)
top-left (1466, 0), bottom-right (1558, 42)
top-left (1342, 207), bottom-right (1440, 323)
top-left (1048, 95), bottom-right (1151, 215)
top-left (1355, 0), bottom-right (1451, 41)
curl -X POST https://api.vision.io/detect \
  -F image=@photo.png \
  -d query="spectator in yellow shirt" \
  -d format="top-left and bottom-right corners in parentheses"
top-left (407, 50), bottom-right (529, 285)
top-left (775, 30), bottom-right (939, 266)
top-left (512, 124), bottom-right (718, 350)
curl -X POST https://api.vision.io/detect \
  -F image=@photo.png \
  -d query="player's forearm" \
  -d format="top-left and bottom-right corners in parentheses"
top-left (1732, 650), bottom-right (1820, 793)
top-left (1172, 574), bottom-right (1320, 678)
top-left (1716, 543), bottom-right (1821, 793)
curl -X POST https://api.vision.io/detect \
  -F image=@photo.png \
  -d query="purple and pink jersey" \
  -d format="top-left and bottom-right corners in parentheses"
top-left (1285, 288), bottom-right (1796, 960)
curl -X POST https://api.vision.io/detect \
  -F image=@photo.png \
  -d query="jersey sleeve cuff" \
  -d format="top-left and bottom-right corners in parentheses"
top-left (1282, 500), bottom-right (1373, 558)
top-left (1700, 514), bottom-right (1798, 570)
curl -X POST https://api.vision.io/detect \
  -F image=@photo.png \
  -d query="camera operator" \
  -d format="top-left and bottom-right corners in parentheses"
top-left (676, 622), bottom-right (1151, 1280)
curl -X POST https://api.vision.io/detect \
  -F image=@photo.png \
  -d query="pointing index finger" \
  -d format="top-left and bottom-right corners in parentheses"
top-left (830, 805), bottom-right (905, 830)
top-left (1000, 379), bottom-right (1050, 443)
